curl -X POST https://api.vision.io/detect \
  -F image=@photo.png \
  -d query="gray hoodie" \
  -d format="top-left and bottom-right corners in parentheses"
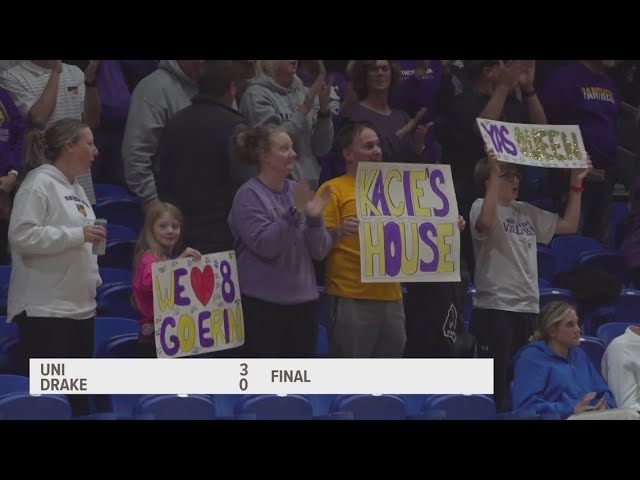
top-left (239, 74), bottom-right (333, 189)
top-left (121, 60), bottom-right (198, 202)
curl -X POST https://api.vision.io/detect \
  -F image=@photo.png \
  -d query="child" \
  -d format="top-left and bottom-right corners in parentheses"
top-left (470, 146), bottom-right (590, 412)
top-left (132, 201), bottom-right (201, 357)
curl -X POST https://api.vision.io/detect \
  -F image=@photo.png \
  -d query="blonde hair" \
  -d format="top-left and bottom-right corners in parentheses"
top-left (253, 60), bottom-right (279, 79)
top-left (24, 118), bottom-right (88, 173)
top-left (133, 202), bottom-right (184, 268)
top-left (530, 301), bottom-right (576, 342)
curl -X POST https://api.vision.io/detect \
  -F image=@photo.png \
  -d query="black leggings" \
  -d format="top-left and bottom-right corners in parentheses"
top-left (16, 312), bottom-right (95, 417)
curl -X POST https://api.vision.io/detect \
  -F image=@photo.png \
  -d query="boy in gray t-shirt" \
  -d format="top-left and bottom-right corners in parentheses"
top-left (469, 147), bottom-right (591, 412)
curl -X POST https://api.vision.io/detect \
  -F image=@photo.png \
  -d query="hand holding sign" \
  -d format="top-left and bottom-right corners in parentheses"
top-left (570, 155), bottom-right (593, 185)
top-left (179, 247), bottom-right (202, 261)
top-left (485, 145), bottom-right (501, 177)
top-left (340, 216), bottom-right (360, 237)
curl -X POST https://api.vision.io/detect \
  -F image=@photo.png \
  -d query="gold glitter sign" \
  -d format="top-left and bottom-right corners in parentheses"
top-left (476, 119), bottom-right (589, 168)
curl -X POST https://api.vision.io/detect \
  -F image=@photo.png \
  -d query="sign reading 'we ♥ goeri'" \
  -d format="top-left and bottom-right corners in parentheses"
top-left (152, 251), bottom-right (244, 358)
top-left (476, 119), bottom-right (590, 168)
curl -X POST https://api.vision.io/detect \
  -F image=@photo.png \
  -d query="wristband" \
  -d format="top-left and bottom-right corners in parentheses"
top-left (570, 185), bottom-right (584, 193)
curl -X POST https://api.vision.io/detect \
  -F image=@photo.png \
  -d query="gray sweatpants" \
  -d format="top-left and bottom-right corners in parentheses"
top-left (327, 295), bottom-right (406, 358)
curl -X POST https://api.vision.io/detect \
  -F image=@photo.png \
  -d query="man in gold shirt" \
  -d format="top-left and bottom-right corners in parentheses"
top-left (317, 121), bottom-right (405, 357)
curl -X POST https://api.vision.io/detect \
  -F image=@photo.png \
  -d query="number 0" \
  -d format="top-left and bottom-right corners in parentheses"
top-left (239, 378), bottom-right (248, 391)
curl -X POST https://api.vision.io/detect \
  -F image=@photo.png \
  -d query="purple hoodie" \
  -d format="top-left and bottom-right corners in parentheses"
top-left (0, 87), bottom-right (24, 174)
top-left (228, 177), bottom-right (332, 305)
top-left (539, 61), bottom-right (619, 170)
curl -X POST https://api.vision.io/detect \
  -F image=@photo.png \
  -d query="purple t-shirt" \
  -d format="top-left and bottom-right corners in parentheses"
top-left (228, 177), bottom-right (332, 305)
top-left (539, 61), bottom-right (619, 170)
top-left (391, 60), bottom-right (448, 162)
top-left (343, 103), bottom-right (422, 163)
top-left (0, 87), bottom-right (24, 174)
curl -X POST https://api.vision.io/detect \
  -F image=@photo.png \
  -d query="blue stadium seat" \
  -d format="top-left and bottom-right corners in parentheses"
top-left (106, 224), bottom-right (138, 242)
top-left (579, 336), bottom-right (606, 375)
top-left (537, 247), bottom-right (555, 283)
top-left (0, 374), bottom-right (29, 396)
top-left (539, 288), bottom-right (573, 311)
top-left (551, 235), bottom-right (606, 274)
top-left (97, 282), bottom-right (138, 319)
top-left (614, 289), bottom-right (640, 323)
top-left (94, 317), bottom-right (139, 357)
top-left (578, 251), bottom-right (628, 286)
top-left (331, 394), bottom-right (407, 420)
top-left (597, 322), bottom-right (637, 347)
top-left (234, 394), bottom-right (313, 420)
top-left (99, 268), bottom-right (132, 284)
top-left (423, 394), bottom-right (496, 420)
top-left (98, 240), bottom-right (136, 270)
top-left (133, 394), bottom-right (217, 420)
top-left (93, 183), bottom-right (130, 202)
top-left (94, 198), bottom-right (143, 233)
top-left (0, 393), bottom-right (72, 420)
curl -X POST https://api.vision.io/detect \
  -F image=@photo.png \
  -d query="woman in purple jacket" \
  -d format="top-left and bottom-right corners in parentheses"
top-left (228, 125), bottom-right (332, 358)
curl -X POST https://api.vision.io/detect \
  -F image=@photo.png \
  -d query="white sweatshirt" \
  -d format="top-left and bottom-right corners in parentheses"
top-left (7, 164), bottom-right (101, 321)
top-left (601, 327), bottom-right (640, 411)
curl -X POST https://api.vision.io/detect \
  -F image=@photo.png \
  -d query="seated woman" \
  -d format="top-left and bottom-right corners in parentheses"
top-left (512, 301), bottom-right (616, 419)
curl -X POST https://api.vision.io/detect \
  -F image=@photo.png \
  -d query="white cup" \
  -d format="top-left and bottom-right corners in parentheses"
top-left (92, 218), bottom-right (107, 256)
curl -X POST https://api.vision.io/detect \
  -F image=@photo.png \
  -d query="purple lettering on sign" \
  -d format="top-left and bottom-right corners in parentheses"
top-left (481, 122), bottom-right (502, 152)
top-left (198, 311), bottom-right (214, 348)
top-left (418, 222), bottom-right (438, 272)
top-left (499, 125), bottom-right (517, 155)
top-left (223, 309), bottom-right (231, 344)
top-left (402, 170), bottom-right (415, 216)
top-left (429, 169), bottom-right (450, 217)
top-left (174, 268), bottom-right (190, 306)
top-left (220, 260), bottom-right (236, 303)
top-left (383, 221), bottom-right (401, 277)
top-left (370, 171), bottom-right (391, 216)
top-left (160, 316), bottom-right (179, 356)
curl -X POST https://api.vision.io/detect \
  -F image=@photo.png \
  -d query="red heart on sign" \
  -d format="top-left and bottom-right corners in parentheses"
top-left (190, 265), bottom-right (215, 307)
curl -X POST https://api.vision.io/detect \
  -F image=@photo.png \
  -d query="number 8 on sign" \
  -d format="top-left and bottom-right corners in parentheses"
top-left (239, 362), bottom-right (248, 391)
top-left (220, 260), bottom-right (236, 302)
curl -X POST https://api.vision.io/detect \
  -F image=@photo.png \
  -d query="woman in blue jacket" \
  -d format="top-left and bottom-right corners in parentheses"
top-left (512, 301), bottom-right (616, 419)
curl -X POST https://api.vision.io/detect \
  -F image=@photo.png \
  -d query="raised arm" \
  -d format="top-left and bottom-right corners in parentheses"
top-left (474, 148), bottom-right (501, 234)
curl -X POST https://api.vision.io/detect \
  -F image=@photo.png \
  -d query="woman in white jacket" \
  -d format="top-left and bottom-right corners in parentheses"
top-left (8, 118), bottom-right (106, 416)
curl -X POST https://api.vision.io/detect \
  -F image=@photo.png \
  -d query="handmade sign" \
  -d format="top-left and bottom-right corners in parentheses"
top-left (356, 162), bottom-right (460, 283)
top-left (476, 119), bottom-right (589, 168)
top-left (152, 251), bottom-right (244, 358)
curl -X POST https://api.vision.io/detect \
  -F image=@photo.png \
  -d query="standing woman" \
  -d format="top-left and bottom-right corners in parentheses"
top-left (228, 126), bottom-right (332, 358)
top-left (7, 118), bottom-right (106, 416)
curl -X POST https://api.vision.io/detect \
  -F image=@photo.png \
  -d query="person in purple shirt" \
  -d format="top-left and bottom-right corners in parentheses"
top-left (228, 125), bottom-right (332, 358)
top-left (391, 60), bottom-right (451, 163)
top-left (539, 60), bottom-right (619, 245)
top-left (0, 87), bottom-right (24, 262)
top-left (96, 60), bottom-right (157, 186)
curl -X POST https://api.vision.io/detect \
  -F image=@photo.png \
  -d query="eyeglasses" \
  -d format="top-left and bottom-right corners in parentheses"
top-left (368, 64), bottom-right (391, 74)
top-left (499, 172), bottom-right (522, 182)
